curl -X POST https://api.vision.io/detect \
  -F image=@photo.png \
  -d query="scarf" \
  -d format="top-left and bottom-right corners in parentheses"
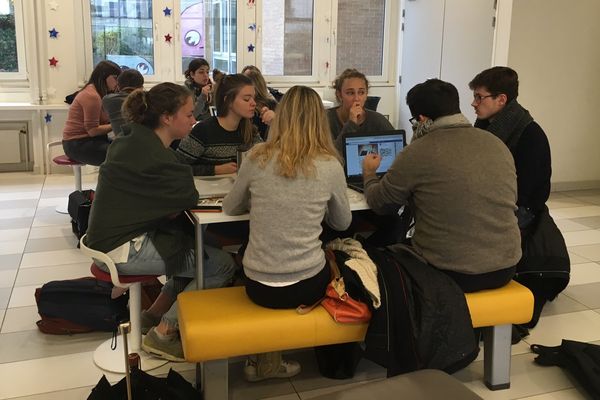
top-left (85, 123), bottom-right (199, 276)
top-left (411, 113), bottom-right (472, 143)
top-left (474, 100), bottom-right (533, 151)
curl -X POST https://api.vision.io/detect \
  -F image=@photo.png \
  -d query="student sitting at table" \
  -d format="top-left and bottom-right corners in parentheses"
top-left (242, 65), bottom-right (278, 139)
top-left (175, 73), bottom-right (263, 176)
top-left (223, 85), bottom-right (352, 382)
top-left (328, 68), bottom-right (393, 154)
top-left (84, 82), bottom-right (237, 361)
top-left (184, 58), bottom-right (213, 122)
top-left (102, 68), bottom-right (145, 136)
top-left (62, 60), bottom-right (122, 166)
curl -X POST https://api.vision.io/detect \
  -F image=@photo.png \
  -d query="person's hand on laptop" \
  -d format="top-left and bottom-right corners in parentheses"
top-left (215, 162), bottom-right (238, 175)
top-left (362, 153), bottom-right (381, 177)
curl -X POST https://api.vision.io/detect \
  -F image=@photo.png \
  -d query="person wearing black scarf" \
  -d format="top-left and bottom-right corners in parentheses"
top-left (469, 66), bottom-right (551, 229)
top-left (470, 67), bottom-right (561, 339)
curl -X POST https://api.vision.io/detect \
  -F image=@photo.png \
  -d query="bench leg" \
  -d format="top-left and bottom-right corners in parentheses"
top-left (483, 324), bottom-right (511, 390)
top-left (200, 359), bottom-right (229, 400)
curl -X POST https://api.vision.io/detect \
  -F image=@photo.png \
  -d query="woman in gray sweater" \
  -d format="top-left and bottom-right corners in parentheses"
top-left (223, 85), bottom-right (352, 382)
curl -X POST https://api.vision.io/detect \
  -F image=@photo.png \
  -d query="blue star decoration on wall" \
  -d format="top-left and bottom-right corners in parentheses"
top-left (247, 43), bottom-right (255, 52)
top-left (163, 7), bottom-right (171, 16)
top-left (49, 28), bottom-right (59, 38)
top-left (44, 113), bottom-right (52, 123)
top-left (248, 23), bottom-right (256, 31)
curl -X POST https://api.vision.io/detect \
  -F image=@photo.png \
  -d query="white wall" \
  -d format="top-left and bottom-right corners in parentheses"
top-left (507, 0), bottom-right (600, 188)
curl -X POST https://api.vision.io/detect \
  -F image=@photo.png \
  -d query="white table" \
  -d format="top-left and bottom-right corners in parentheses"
top-left (188, 187), bottom-right (369, 289)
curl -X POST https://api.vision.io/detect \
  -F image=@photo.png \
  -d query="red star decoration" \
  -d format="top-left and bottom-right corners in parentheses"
top-left (48, 57), bottom-right (58, 66)
top-left (164, 33), bottom-right (172, 43)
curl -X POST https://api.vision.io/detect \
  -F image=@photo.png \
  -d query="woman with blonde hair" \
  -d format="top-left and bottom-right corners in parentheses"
top-left (223, 85), bottom-right (352, 382)
top-left (242, 65), bottom-right (278, 139)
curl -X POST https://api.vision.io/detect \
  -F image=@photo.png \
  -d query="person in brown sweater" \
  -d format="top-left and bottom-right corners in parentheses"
top-left (362, 79), bottom-right (521, 292)
top-left (62, 60), bottom-right (121, 166)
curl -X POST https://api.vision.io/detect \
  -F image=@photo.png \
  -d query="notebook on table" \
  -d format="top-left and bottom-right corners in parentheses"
top-left (343, 130), bottom-right (406, 192)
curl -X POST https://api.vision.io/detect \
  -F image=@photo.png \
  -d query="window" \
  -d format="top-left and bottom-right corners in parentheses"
top-left (336, 0), bottom-right (385, 76)
top-left (257, 0), bottom-right (393, 85)
top-left (181, 0), bottom-right (237, 74)
top-left (261, 0), bottom-right (314, 76)
top-left (90, 0), bottom-right (155, 75)
top-left (0, 0), bottom-right (25, 77)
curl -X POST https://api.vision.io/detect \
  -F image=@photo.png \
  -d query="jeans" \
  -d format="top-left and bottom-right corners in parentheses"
top-left (98, 235), bottom-right (237, 327)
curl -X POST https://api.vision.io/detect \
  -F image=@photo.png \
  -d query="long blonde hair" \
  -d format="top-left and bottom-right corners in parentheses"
top-left (250, 86), bottom-right (340, 178)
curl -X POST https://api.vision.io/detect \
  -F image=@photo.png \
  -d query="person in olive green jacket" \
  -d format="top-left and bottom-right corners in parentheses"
top-left (85, 83), bottom-right (236, 361)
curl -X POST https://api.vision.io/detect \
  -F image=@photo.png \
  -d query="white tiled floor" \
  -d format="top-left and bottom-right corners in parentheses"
top-left (1, 172), bottom-right (600, 399)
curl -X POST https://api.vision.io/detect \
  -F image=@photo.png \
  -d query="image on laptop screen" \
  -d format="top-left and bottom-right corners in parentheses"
top-left (344, 130), bottom-right (406, 179)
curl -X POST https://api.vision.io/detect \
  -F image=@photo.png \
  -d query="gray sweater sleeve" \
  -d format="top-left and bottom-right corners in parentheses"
top-left (222, 159), bottom-right (251, 215)
top-left (324, 164), bottom-right (352, 231)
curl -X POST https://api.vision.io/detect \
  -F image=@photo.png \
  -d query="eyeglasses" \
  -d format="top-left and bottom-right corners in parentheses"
top-left (472, 93), bottom-right (496, 103)
top-left (409, 116), bottom-right (418, 127)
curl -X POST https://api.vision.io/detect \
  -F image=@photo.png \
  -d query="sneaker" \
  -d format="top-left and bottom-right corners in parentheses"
top-left (140, 310), bottom-right (161, 335)
top-left (142, 327), bottom-right (185, 362)
top-left (243, 357), bottom-right (301, 382)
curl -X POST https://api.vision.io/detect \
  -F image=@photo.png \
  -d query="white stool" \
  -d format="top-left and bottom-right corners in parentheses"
top-left (79, 234), bottom-right (168, 373)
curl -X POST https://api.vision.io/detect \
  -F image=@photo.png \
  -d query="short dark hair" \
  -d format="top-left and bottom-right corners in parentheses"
top-left (117, 69), bottom-right (144, 90)
top-left (406, 79), bottom-right (461, 120)
top-left (469, 66), bottom-right (519, 103)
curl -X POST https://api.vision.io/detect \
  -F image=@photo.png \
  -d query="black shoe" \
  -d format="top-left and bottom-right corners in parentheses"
top-left (511, 324), bottom-right (530, 345)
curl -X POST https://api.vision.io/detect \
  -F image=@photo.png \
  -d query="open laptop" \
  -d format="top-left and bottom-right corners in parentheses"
top-left (343, 130), bottom-right (406, 192)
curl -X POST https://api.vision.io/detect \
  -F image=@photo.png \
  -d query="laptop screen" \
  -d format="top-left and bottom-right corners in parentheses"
top-left (344, 130), bottom-right (406, 179)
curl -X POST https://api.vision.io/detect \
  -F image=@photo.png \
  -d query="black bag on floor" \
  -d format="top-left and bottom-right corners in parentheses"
top-left (35, 277), bottom-right (128, 334)
top-left (68, 189), bottom-right (95, 240)
top-left (532, 340), bottom-right (600, 399)
top-left (89, 368), bottom-right (199, 400)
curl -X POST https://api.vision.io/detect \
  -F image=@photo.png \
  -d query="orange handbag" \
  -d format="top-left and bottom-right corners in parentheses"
top-left (297, 250), bottom-right (372, 324)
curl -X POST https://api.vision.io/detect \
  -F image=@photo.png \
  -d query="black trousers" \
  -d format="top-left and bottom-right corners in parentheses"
top-left (245, 262), bottom-right (329, 309)
top-left (441, 266), bottom-right (516, 293)
top-left (62, 135), bottom-right (110, 166)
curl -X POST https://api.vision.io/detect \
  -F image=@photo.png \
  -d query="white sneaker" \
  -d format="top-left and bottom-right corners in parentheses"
top-left (244, 358), bottom-right (301, 382)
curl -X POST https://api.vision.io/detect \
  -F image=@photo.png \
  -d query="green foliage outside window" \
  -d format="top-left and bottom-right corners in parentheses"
top-left (0, 13), bottom-right (17, 72)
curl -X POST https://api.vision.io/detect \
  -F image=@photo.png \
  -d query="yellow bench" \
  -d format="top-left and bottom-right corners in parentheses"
top-left (178, 280), bottom-right (533, 398)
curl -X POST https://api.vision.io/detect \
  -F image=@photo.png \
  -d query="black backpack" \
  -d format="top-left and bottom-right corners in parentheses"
top-left (35, 277), bottom-right (128, 334)
top-left (68, 189), bottom-right (95, 241)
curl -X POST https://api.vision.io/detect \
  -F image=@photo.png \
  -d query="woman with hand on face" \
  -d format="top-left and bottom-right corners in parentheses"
top-left (176, 74), bottom-right (263, 176)
top-left (242, 65), bottom-right (278, 139)
top-left (184, 58), bottom-right (213, 121)
top-left (328, 68), bottom-right (393, 154)
top-left (84, 83), bottom-right (237, 361)
top-left (62, 60), bottom-right (122, 166)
